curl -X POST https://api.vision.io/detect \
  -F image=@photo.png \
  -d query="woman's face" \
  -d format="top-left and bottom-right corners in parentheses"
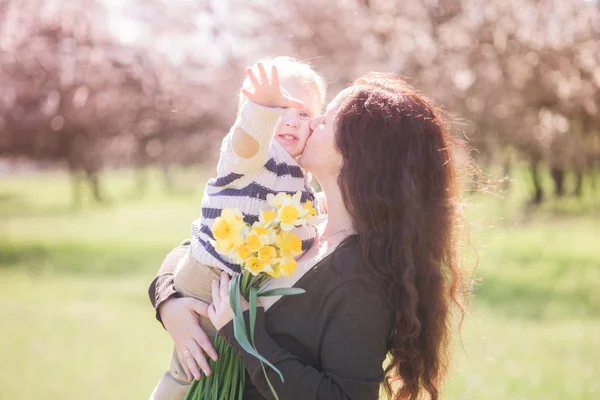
top-left (298, 87), bottom-right (353, 178)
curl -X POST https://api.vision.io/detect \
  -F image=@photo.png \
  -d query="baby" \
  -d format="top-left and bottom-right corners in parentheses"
top-left (152, 57), bottom-right (326, 398)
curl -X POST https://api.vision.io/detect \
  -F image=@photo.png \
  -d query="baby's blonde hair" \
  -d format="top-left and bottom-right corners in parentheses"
top-left (238, 56), bottom-right (327, 113)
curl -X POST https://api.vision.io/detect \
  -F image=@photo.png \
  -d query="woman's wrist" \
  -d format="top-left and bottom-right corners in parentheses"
top-left (155, 292), bottom-right (182, 325)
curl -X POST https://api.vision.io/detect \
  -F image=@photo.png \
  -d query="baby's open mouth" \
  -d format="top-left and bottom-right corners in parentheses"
top-left (277, 133), bottom-right (299, 143)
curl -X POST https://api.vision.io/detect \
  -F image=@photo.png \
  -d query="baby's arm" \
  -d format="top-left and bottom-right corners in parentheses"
top-left (219, 102), bottom-right (286, 175)
top-left (219, 63), bottom-right (304, 175)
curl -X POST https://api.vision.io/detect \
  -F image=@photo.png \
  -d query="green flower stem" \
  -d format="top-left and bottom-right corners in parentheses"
top-left (184, 332), bottom-right (245, 400)
top-left (184, 377), bottom-right (198, 400)
top-left (241, 272), bottom-right (250, 294)
top-left (183, 270), bottom-right (301, 400)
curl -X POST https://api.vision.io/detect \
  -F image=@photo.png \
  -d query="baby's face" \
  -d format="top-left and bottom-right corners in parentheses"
top-left (274, 80), bottom-right (322, 158)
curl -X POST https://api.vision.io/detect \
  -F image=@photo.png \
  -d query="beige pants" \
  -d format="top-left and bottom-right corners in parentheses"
top-left (149, 248), bottom-right (223, 400)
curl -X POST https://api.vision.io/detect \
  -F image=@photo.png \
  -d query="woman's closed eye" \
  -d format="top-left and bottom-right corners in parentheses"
top-left (309, 116), bottom-right (325, 131)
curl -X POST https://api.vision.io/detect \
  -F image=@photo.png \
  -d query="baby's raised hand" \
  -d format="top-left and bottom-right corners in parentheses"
top-left (242, 62), bottom-right (304, 109)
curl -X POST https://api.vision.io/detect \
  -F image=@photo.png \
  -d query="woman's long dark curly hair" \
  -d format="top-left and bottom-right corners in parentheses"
top-left (335, 73), bottom-right (466, 400)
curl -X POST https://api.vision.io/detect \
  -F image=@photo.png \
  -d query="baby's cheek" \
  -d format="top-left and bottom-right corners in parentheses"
top-left (299, 127), bottom-right (312, 142)
top-left (273, 120), bottom-right (285, 135)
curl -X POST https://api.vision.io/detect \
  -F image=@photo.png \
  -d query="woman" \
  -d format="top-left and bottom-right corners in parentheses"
top-left (149, 73), bottom-right (465, 399)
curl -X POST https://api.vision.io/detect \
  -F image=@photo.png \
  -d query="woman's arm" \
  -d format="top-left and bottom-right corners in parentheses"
top-left (214, 278), bottom-right (391, 400)
top-left (148, 240), bottom-right (190, 320)
top-left (148, 240), bottom-right (218, 380)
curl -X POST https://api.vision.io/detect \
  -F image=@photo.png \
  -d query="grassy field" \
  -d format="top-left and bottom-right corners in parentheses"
top-left (1, 166), bottom-right (599, 399)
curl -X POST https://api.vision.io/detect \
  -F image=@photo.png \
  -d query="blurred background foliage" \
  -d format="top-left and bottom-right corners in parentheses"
top-left (0, 0), bottom-right (599, 399)
top-left (1, 0), bottom-right (599, 203)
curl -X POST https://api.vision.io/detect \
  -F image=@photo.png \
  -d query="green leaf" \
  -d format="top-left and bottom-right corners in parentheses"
top-left (249, 287), bottom-right (258, 344)
top-left (230, 275), bottom-right (285, 382)
top-left (258, 287), bottom-right (306, 297)
top-left (260, 361), bottom-right (280, 400)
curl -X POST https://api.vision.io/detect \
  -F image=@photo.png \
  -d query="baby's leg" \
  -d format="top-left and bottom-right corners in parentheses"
top-left (173, 247), bottom-right (221, 304)
top-left (173, 248), bottom-right (222, 337)
top-left (149, 348), bottom-right (191, 400)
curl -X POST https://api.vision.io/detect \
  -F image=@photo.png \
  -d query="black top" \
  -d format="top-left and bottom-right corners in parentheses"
top-left (149, 238), bottom-right (392, 399)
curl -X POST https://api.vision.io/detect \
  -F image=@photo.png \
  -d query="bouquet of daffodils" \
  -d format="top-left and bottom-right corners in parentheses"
top-left (185, 192), bottom-right (318, 400)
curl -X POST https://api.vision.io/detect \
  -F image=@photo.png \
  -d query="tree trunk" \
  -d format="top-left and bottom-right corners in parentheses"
top-left (550, 167), bottom-right (565, 197)
top-left (501, 158), bottom-right (511, 193)
top-left (591, 167), bottom-right (598, 193)
top-left (86, 169), bottom-right (104, 203)
top-left (573, 168), bottom-right (584, 197)
top-left (162, 162), bottom-right (174, 193)
top-left (134, 142), bottom-right (149, 196)
top-left (530, 160), bottom-right (544, 204)
top-left (69, 170), bottom-right (83, 209)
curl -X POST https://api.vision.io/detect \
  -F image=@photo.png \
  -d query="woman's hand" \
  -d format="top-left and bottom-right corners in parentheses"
top-left (158, 297), bottom-right (219, 381)
top-left (242, 62), bottom-right (304, 110)
top-left (208, 272), bottom-right (249, 331)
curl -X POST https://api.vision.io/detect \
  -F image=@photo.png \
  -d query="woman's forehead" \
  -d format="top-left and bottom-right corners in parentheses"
top-left (326, 87), bottom-right (354, 115)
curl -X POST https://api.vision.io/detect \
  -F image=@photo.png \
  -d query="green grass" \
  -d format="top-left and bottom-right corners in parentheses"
top-left (1, 165), bottom-right (599, 399)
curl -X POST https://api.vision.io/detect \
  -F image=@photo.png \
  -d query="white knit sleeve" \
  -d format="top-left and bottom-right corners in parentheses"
top-left (218, 101), bottom-right (286, 175)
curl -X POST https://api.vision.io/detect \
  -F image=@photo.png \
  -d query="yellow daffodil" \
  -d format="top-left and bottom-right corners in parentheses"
top-left (213, 239), bottom-right (232, 254)
top-left (266, 192), bottom-right (291, 209)
top-left (235, 244), bottom-right (252, 263)
top-left (246, 256), bottom-right (266, 276)
top-left (268, 192), bottom-right (320, 230)
top-left (302, 200), bottom-right (317, 215)
top-left (250, 223), bottom-right (276, 245)
top-left (267, 255), bottom-right (296, 277)
top-left (213, 228), bottom-right (244, 254)
top-left (280, 205), bottom-right (300, 223)
top-left (253, 226), bottom-right (268, 236)
top-left (245, 231), bottom-right (263, 253)
top-left (274, 192), bottom-right (306, 231)
top-left (259, 210), bottom-right (277, 226)
top-left (267, 264), bottom-right (283, 278)
top-left (258, 245), bottom-right (276, 263)
top-left (276, 231), bottom-right (303, 257)
top-left (280, 258), bottom-right (297, 276)
top-left (212, 209), bottom-right (245, 242)
top-left (212, 218), bottom-right (236, 242)
top-left (210, 199), bottom-right (319, 281)
top-left (212, 208), bottom-right (247, 254)
top-left (222, 208), bottom-right (245, 229)
top-left (301, 200), bottom-right (319, 225)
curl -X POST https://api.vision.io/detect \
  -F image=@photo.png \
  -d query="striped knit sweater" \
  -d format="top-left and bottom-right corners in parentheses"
top-left (190, 101), bottom-right (317, 274)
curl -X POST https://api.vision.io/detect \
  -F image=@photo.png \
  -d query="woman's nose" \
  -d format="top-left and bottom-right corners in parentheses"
top-left (284, 120), bottom-right (299, 128)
